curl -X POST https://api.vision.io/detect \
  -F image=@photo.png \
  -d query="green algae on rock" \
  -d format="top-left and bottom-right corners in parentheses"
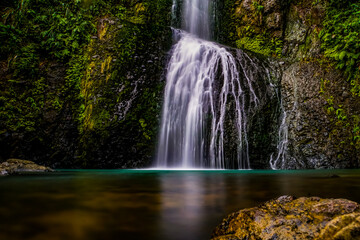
top-left (212, 195), bottom-right (360, 240)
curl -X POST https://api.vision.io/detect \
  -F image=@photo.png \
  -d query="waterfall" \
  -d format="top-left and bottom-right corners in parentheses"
top-left (182, 0), bottom-right (211, 39)
top-left (155, 0), bottom-right (267, 169)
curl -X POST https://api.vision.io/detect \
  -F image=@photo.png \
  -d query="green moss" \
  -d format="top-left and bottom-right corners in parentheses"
top-left (217, 0), bottom-right (284, 57)
top-left (236, 35), bottom-right (283, 57)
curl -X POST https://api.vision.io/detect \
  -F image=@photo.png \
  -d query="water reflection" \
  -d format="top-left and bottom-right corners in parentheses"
top-left (160, 173), bottom-right (226, 239)
top-left (0, 170), bottom-right (359, 240)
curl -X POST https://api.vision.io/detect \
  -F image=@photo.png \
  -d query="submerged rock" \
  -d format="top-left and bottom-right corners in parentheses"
top-left (212, 196), bottom-right (360, 240)
top-left (0, 159), bottom-right (53, 176)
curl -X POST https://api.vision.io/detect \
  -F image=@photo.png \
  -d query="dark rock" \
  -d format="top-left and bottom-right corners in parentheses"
top-left (212, 196), bottom-right (360, 240)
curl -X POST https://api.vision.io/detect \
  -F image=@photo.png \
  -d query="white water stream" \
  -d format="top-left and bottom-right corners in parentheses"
top-left (156, 0), bottom-right (263, 169)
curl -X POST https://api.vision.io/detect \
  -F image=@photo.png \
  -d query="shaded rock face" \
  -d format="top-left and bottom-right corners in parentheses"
top-left (247, 58), bottom-right (282, 169)
top-left (0, 159), bottom-right (53, 176)
top-left (73, 17), bottom-right (173, 168)
top-left (276, 62), bottom-right (360, 169)
top-left (212, 196), bottom-right (360, 240)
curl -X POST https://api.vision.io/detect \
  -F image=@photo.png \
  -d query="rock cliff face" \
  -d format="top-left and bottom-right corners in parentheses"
top-left (280, 61), bottom-right (360, 169)
top-left (218, 0), bottom-right (360, 168)
top-left (212, 196), bottom-right (360, 240)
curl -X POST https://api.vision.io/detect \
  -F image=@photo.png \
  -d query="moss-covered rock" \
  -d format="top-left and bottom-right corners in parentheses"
top-left (219, 0), bottom-right (325, 59)
top-left (212, 196), bottom-right (360, 240)
top-left (0, 158), bottom-right (53, 175)
top-left (318, 213), bottom-right (360, 240)
top-left (74, 14), bottom-right (172, 168)
top-left (0, 0), bottom-right (173, 168)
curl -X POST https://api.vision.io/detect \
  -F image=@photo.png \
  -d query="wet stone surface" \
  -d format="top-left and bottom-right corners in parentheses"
top-left (212, 195), bottom-right (360, 240)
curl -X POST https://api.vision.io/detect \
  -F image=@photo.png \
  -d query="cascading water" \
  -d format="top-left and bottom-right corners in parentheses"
top-left (156, 0), bottom-right (270, 169)
top-left (270, 103), bottom-right (289, 170)
top-left (182, 0), bottom-right (211, 39)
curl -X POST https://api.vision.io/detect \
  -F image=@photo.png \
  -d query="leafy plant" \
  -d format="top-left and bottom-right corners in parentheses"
top-left (320, 1), bottom-right (360, 95)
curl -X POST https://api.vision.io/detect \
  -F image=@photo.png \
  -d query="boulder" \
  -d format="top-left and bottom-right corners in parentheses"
top-left (212, 196), bottom-right (360, 240)
top-left (0, 159), bottom-right (53, 176)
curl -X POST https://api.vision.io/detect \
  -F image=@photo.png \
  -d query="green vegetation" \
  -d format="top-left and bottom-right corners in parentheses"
top-left (318, 0), bottom-right (360, 155)
top-left (320, 0), bottom-right (360, 96)
top-left (0, 0), bottom-right (98, 134)
top-left (0, 0), bottom-right (172, 167)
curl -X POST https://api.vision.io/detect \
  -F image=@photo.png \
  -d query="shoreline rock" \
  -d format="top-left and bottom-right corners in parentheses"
top-left (212, 196), bottom-right (360, 240)
top-left (0, 159), bottom-right (54, 176)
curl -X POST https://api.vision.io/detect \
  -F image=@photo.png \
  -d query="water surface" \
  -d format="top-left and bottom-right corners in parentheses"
top-left (0, 169), bottom-right (359, 240)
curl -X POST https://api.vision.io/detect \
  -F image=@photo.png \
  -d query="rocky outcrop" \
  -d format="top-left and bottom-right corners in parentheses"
top-left (0, 159), bottom-right (53, 176)
top-left (212, 196), bottom-right (360, 240)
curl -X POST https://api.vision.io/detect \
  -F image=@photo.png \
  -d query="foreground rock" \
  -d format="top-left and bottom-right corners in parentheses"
top-left (212, 196), bottom-right (360, 240)
top-left (0, 159), bottom-right (53, 176)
